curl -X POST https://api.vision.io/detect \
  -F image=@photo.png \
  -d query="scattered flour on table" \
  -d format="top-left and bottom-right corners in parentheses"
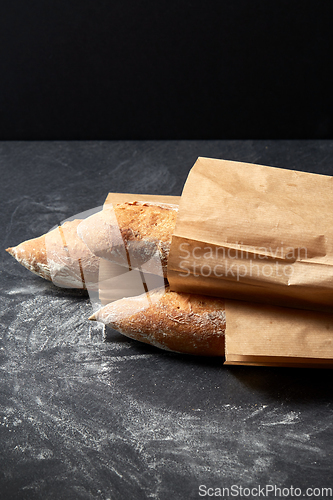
top-left (1, 292), bottom-right (332, 498)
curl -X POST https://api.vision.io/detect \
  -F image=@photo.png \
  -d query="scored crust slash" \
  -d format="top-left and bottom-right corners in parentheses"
top-left (77, 201), bottom-right (178, 277)
top-left (6, 219), bottom-right (100, 290)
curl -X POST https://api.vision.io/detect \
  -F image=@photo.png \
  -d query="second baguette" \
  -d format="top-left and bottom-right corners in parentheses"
top-left (90, 287), bottom-right (226, 356)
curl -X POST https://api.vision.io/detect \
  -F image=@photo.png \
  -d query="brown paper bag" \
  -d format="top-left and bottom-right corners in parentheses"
top-left (166, 157), bottom-right (333, 367)
top-left (168, 157), bottom-right (333, 312)
top-left (98, 175), bottom-right (333, 367)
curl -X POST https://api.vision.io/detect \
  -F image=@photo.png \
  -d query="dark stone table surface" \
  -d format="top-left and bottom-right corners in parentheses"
top-left (1, 140), bottom-right (333, 500)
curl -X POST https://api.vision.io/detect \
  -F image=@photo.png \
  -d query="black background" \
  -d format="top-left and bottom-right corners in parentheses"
top-left (1, 1), bottom-right (333, 140)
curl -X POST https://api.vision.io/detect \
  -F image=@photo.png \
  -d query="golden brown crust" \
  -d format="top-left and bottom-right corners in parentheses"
top-left (91, 287), bottom-right (226, 356)
top-left (77, 202), bottom-right (178, 277)
top-left (6, 220), bottom-right (100, 289)
top-left (115, 201), bottom-right (177, 247)
top-left (6, 235), bottom-right (51, 281)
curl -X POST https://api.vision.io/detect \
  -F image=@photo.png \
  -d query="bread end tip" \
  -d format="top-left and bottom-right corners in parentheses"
top-left (88, 313), bottom-right (97, 321)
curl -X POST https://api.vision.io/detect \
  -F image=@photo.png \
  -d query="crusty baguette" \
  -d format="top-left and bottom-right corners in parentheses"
top-left (90, 287), bottom-right (226, 356)
top-left (77, 201), bottom-right (178, 277)
top-left (6, 219), bottom-right (99, 289)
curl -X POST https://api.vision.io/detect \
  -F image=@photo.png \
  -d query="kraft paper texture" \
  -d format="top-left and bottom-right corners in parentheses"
top-left (168, 157), bottom-right (333, 312)
top-left (224, 300), bottom-right (333, 368)
top-left (166, 158), bottom-right (333, 366)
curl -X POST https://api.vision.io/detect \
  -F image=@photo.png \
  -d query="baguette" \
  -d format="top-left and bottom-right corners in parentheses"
top-left (6, 219), bottom-right (99, 289)
top-left (77, 201), bottom-right (178, 277)
top-left (90, 287), bottom-right (226, 356)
